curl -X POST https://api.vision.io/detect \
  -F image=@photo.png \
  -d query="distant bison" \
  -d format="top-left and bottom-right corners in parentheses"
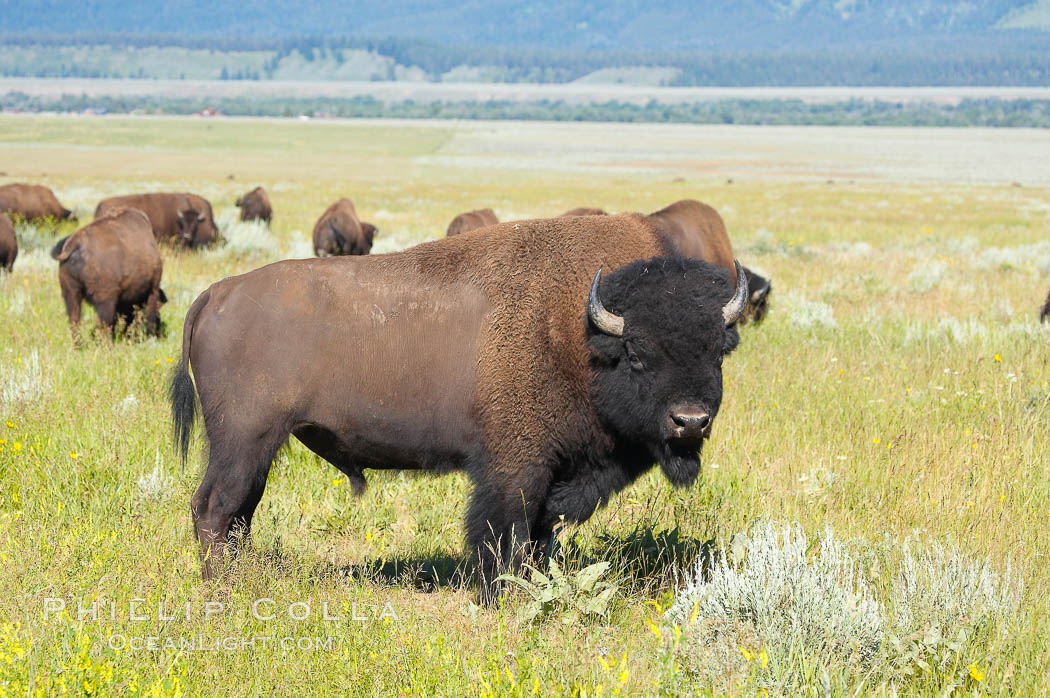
top-left (0, 214), bottom-right (16, 272)
top-left (561, 207), bottom-right (608, 217)
top-left (0, 183), bottom-right (73, 221)
top-left (171, 213), bottom-right (747, 596)
top-left (740, 267), bottom-right (772, 325)
top-left (446, 208), bottom-right (499, 237)
top-left (313, 198), bottom-right (376, 256)
top-left (646, 200), bottom-right (737, 285)
top-left (52, 208), bottom-right (166, 340)
top-left (95, 193), bottom-right (218, 248)
top-left (236, 187), bottom-right (273, 224)
top-left (1041, 289), bottom-right (1050, 323)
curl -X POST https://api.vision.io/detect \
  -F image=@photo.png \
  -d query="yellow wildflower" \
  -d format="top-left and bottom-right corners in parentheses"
top-left (739, 645), bottom-right (753, 662)
top-left (968, 663), bottom-right (984, 682)
top-left (760, 648), bottom-right (769, 668)
top-left (994, 354), bottom-right (1001, 363)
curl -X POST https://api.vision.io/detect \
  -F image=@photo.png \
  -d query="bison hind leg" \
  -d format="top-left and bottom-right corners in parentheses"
top-left (191, 423), bottom-right (289, 580)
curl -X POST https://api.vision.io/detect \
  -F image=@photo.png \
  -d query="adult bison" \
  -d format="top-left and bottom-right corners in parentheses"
top-left (171, 214), bottom-right (748, 596)
top-left (51, 208), bottom-right (166, 340)
top-left (313, 198), bottom-right (376, 256)
top-left (0, 214), bottom-right (15, 273)
top-left (446, 208), bottom-right (499, 237)
top-left (561, 207), bottom-right (608, 217)
top-left (95, 193), bottom-right (218, 248)
top-left (236, 187), bottom-right (273, 224)
top-left (0, 183), bottom-right (73, 221)
top-left (1041, 290), bottom-right (1050, 323)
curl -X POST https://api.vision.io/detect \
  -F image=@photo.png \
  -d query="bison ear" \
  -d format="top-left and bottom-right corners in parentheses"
top-left (362, 222), bottom-right (377, 243)
top-left (235, 197), bottom-right (243, 207)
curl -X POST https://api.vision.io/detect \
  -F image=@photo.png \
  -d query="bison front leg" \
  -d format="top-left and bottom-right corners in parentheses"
top-left (467, 473), bottom-right (551, 604)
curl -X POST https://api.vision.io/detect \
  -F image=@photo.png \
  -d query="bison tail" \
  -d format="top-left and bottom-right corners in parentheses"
top-left (170, 289), bottom-right (209, 466)
top-left (50, 236), bottom-right (71, 261)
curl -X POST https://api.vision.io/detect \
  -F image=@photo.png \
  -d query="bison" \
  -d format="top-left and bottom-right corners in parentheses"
top-left (561, 207), bottom-right (608, 217)
top-left (446, 208), bottom-right (499, 237)
top-left (0, 183), bottom-right (73, 222)
top-left (95, 193), bottom-right (218, 248)
top-left (1041, 289), bottom-right (1050, 323)
top-left (0, 214), bottom-right (16, 273)
top-left (313, 198), bottom-right (376, 256)
top-left (170, 213), bottom-right (747, 597)
top-left (51, 208), bottom-right (166, 340)
top-left (740, 267), bottom-right (772, 325)
top-left (236, 187), bottom-right (273, 224)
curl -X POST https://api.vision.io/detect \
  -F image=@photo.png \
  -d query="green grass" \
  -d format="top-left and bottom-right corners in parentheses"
top-left (1, 115), bottom-right (1049, 695)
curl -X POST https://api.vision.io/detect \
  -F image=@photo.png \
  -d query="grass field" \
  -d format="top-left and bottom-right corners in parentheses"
top-left (1, 114), bottom-right (1048, 696)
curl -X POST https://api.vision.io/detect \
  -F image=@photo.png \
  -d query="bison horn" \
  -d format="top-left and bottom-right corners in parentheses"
top-left (587, 269), bottom-right (624, 337)
top-left (722, 260), bottom-right (749, 326)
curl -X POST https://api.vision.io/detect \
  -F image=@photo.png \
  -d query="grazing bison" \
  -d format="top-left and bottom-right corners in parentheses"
top-left (236, 187), bottom-right (273, 224)
top-left (446, 208), bottom-right (499, 237)
top-left (95, 193), bottom-right (218, 248)
top-left (51, 208), bottom-right (166, 340)
top-left (1041, 289), bottom-right (1050, 323)
top-left (740, 267), bottom-right (773, 325)
top-left (0, 214), bottom-right (16, 273)
top-left (561, 207), bottom-right (608, 217)
top-left (0, 183), bottom-right (73, 221)
top-left (313, 198), bottom-right (376, 256)
top-left (171, 214), bottom-right (747, 596)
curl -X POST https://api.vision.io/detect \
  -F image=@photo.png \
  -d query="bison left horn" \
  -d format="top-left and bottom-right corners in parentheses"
top-left (722, 260), bottom-right (749, 326)
top-left (587, 269), bottom-right (624, 337)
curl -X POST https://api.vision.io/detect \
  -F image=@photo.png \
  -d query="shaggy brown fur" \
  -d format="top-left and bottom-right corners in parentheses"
top-left (313, 198), bottom-right (376, 256)
top-left (0, 214), bottom-right (16, 272)
top-left (172, 211), bottom-right (745, 588)
top-left (53, 208), bottom-right (166, 340)
top-left (95, 192), bottom-right (217, 248)
top-left (561, 207), bottom-right (608, 217)
top-left (236, 187), bottom-right (273, 224)
top-left (446, 208), bottom-right (499, 236)
top-left (0, 183), bottom-right (73, 221)
top-left (646, 200), bottom-right (737, 285)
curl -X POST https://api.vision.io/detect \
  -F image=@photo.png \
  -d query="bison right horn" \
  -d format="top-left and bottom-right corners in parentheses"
top-left (587, 269), bottom-right (624, 337)
top-left (722, 260), bottom-right (749, 326)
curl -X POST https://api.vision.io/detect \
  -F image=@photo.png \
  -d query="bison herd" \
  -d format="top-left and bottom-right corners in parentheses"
top-left (1, 177), bottom-right (1045, 600)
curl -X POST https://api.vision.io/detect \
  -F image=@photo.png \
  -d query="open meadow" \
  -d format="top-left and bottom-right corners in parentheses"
top-left (1, 115), bottom-right (1049, 695)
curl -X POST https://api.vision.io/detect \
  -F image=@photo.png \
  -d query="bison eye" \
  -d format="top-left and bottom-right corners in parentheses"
top-left (628, 353), bottom-right (643, 371)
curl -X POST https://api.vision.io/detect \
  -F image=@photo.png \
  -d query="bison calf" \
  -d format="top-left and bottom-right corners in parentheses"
top-left (0, 214), bottom-right (15, 273)
top-left (236, 187), bottom-right (273, 224)
top-left (171, 215), bottom-right (747, 599)
top-left (0, 182), bottom-right (74, 222)
top-left (95, 192), bottom-right (218, 248)
top-left (740, 267), bottom-right (773, 325)
top-left (313, 198), bottom-right (376, 256)
top-left (52, 208), bottom-right (166, 341)
top-left (446, 208), bottom-right (499, 236)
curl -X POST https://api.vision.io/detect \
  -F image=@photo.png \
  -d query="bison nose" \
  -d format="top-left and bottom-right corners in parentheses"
top-left (669, 410), bottom-right (712, 443)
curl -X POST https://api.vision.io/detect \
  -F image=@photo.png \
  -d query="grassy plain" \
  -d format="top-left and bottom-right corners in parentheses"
top-left (0, 115), bottom-right (1048, 695)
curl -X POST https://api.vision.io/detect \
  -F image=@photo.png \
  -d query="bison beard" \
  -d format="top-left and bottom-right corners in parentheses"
top-left (171, 215), bottom-right (746, 600)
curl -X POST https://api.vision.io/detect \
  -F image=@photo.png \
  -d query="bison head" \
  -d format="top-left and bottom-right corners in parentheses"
top-left (586, 257), bottom-right (747, 487)
top-left (177, 208), bottom-right (218, 248)
top-left (740, 267), bottom-right (772, 325)
top-left (361, 222), bottom-right (378, 248)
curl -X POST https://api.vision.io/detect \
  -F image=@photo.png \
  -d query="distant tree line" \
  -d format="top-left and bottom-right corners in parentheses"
top-left (2, 33), bottom-right (1050, 85)
top-left (3, 91), bottom-right (1049, 127)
